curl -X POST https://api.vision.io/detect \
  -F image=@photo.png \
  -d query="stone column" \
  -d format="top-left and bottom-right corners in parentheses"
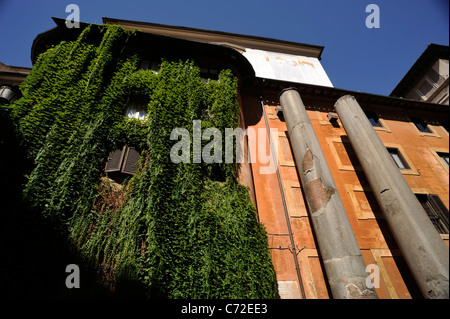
top-left (335, 94), bottom-right (449, 299)
top-left (279, 88), bottom-right (377, 299)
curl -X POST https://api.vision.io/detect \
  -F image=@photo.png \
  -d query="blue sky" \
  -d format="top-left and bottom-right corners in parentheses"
top-left (0, 0), bottom-right (448, 95)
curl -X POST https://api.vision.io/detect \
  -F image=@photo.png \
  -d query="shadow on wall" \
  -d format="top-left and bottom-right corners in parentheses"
top-left (0, 108), bottom-right (145, 299)
top-left (341, 138), bottom-right (423, 299)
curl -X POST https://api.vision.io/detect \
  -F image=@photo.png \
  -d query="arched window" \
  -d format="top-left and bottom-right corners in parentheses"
top-left (125, 95), bottom-right (148, 120)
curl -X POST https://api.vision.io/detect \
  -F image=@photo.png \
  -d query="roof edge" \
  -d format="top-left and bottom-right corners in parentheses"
top-left (390, 43), bottom-right (449, 98)
top-left (256, 76), bottom-right (449, 113)
top-left (102, 17), bottom-right (325, 59)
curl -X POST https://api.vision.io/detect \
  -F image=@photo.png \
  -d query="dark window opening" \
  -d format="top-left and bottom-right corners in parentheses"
top-left (0, 85), bottom-right (20, 104)
top-left (440, 120), bottom-right (449, 133)
top-left (365, 110), bottom-right (382, 127)
top-left (415, 194), bottom-right (449, 234)
top-left (437, 152), bottom-right (449, 168)
top-left (200, 68), bottom-right (219, 81)
top-left (105, 145), bottom-right (141, 177)
top-left (387, 147), bottom-right (410, 170)
top-left (139, 59), bottom-right (160, 73)
top-left (411, 117), bottom-right (432, 133)
top-left (125, 95), bottom-right (148, 120)
top-left (121, 146), bottom-right (141, 175)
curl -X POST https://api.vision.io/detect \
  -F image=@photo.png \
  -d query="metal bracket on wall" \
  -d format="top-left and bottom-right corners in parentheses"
top-left (288, 245), bottom-right (306, 256)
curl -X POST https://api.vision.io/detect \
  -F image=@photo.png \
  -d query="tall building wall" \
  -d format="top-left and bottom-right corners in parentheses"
top-left (241, 86), bottom-right (449, 299)
top-left (3, 18), bottom-right (449, 299)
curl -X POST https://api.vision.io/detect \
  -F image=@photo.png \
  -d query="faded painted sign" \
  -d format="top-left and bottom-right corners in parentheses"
top-left (242, 48), bottom-right (333, 87)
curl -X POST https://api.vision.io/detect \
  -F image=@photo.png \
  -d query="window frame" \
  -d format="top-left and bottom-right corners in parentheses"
top-left (387, 147), bottom-right (409, 169)
top-left (105, 146), bottom-right (126, 173)
top-left (429, 147), bottom-right (449, 173)
top-left (384, 143), bottom-right (419, 175)
top-left (415, 193), bottom-right (449, 235)
top-left (409, 116), bottom-right (441, 138)
top-left (363, 109), bottom-right (391, 132)
top-left (437, 152), bottom-right (449, 168)
top-left (105, 145), bottom-right (140, 176)
top-left (124, 95), bottom-right (149, 121)
top-left (121, 146), bottom-right (141, 175)
top-left (326, 136), bottom-right (363, 172)
top-left (365, 110), bottom-right (382, 128)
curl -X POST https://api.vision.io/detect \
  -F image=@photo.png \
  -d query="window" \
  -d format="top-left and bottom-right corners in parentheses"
top-left (387, 147), bottom-right (410, 169)
top-left (407, 65), bottom-right (446, 102)
top-left (121, 147), bottom-right (141, 175)
top-left (417, 79), bottom-right (434, 99)
top-left (411, 117), bottom-right (432, 133)
top-left (415, 194), bottom-right (449, 234)
top-left (139, 59), bottom-right (160, 73)
top-left (437, 152), bottom-right (449, 168)
top-left (125, 96), bottom-right (148, 120)
top-left (364, 110), bottom-right (382, 127)
top-left (105, 145), bottom-right (140, 175)
top-left (104, 147), bottom-right (125, 173)
top-left (200, 68), bottom-right (219, 81)
top-left (0, 85), bottom-right (19, 104)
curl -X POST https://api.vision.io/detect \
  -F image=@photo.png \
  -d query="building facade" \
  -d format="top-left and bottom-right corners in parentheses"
top-left (391, 44), bottom-right (449, 106)
top-left (1, 17), bottom-right (449, 299)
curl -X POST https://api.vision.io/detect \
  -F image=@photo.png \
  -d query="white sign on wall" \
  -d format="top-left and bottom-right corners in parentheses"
top-left (242, 48), bottom-right (333, 87)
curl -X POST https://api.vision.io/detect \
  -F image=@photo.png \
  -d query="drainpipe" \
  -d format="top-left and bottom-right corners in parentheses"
top-left (335, 95), bottom-right (449, 299)
top-left (279, 88), bottom-right (377, 299)
top-left (260, 96), bottom-right (307, 299)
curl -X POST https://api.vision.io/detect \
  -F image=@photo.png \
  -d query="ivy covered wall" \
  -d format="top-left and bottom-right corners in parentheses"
top-left (4, 24), bottom-right (277, 298)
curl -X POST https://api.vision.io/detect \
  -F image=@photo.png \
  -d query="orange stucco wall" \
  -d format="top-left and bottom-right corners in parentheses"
top-left (240, 87), bottom-right (449, 299)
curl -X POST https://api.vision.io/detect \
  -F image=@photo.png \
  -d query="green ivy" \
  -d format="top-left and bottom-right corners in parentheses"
top-left (7, 24), bottom-right (277, 298)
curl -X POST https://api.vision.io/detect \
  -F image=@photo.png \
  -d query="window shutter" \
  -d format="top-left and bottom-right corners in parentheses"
top-left (428, 194), bottom-right (449, 234)
top-left (427, 67), bottom-right (445, 88)
top-left (417, 79), bottom-right (434, 99)
top-left (121, 146), bottom-right (140, 175)
top-left (105, 146), bottom-right (126, 172)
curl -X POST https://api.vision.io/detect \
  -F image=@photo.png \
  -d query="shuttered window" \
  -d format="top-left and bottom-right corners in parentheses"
top-left (416, 194), bottom-right (449, 234)
top-left (105, 146), bottom-right (126, 173)
top-left (105, 145), bottom-right (140, 175)
top-left (121, 146), bottom-right (141, 175)
top-left (417, 79), bottom-right (434, 99)
top-left (412, 67), bottom-right (445, 101)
